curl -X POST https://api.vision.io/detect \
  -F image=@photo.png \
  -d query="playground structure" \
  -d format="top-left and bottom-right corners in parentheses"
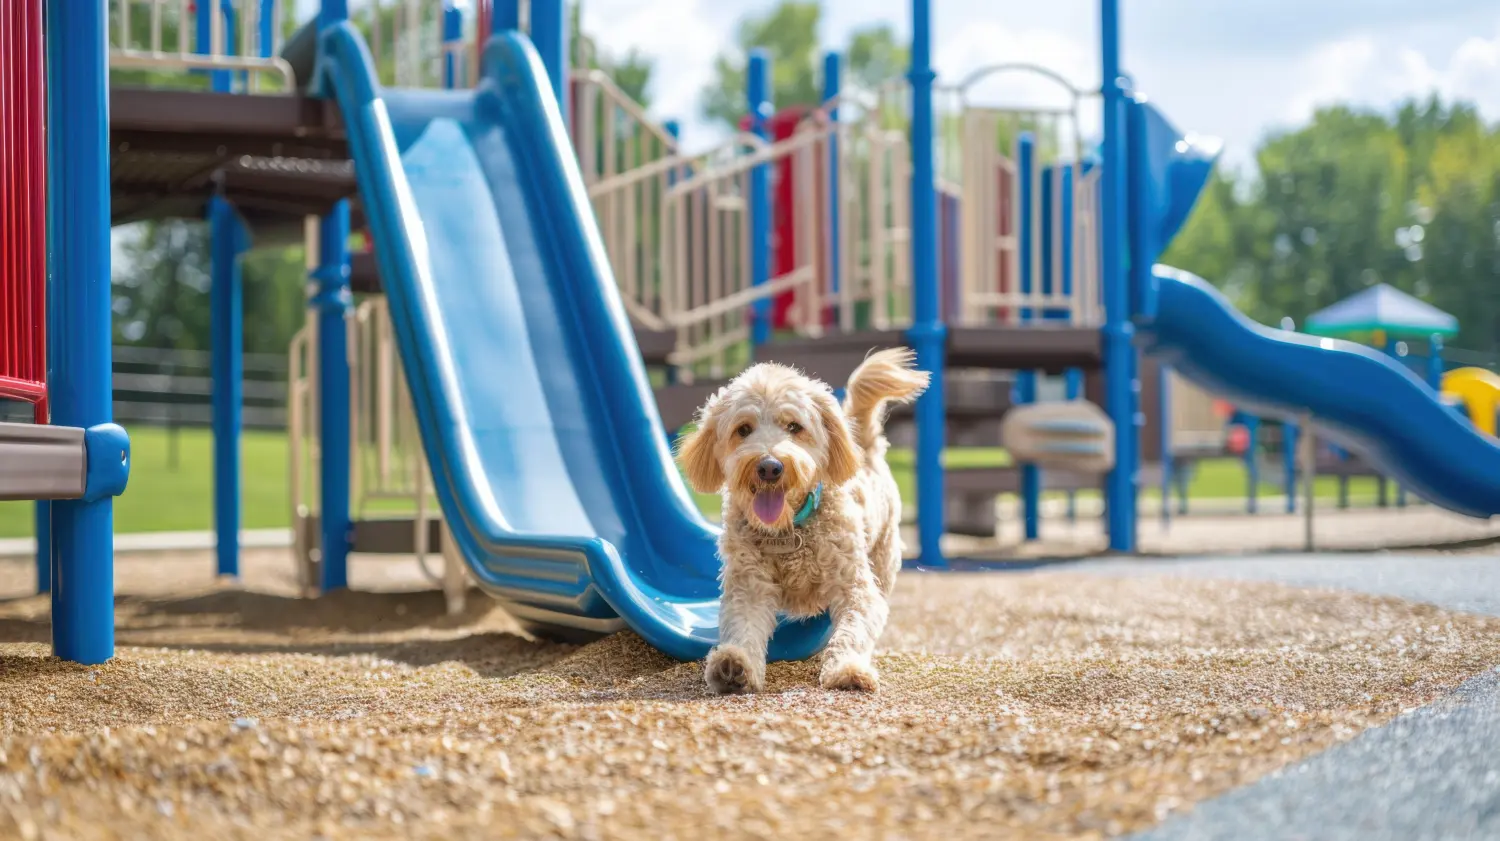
top-left (8, 0), bottom-right (1500, 665)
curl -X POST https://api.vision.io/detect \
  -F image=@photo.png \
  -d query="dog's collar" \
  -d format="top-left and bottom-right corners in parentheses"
top-left (792, 483), bottom-right (823, 527)
top-left (750, 484), bottom-right (823, 555)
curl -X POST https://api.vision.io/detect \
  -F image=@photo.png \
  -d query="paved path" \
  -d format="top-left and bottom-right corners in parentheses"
top-left (1083, 555), bottom-right (1500, 841)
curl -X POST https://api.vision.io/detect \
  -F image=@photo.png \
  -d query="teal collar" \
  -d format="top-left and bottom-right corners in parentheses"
top-left (792, 483), bottom-right (823, 527)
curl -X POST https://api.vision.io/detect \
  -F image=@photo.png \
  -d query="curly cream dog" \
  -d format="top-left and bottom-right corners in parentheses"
top-left (676, 348), bottom-right (930, 694)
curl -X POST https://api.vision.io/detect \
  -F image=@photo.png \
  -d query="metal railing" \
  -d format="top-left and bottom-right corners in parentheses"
top-left (945, 65), bottom-right (1103, 328)
top-left (0, 0), bottom-right (47, 417)
top-left (108, 0), bottom-right (294, 89)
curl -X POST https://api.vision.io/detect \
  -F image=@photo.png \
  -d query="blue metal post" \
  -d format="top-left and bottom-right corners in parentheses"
top-left (531, 0), bottom-right (568, 127)
top-left (1061, 165), bottom-right (1080, 523)
top-left (196, 0), bottom-right (232, 92)
top-left (315, 203), bottom-right (354, 593)
top-left (442, 4), bottom-right (463, 89)
top-left (1427, 334), bottom-right (1445, 389)
top-left (909, 0), bottom-right (947, 566)
top-left (1159, 364), bottom-right (1172, 528)
top-left (1381, 335), bottom-right (1408, 507)
top-left (46, 0), bottom-right (117, 664)
top-left (318, 0), bottom-right (349, 28)
top-left (1099, 0), bottom-right (1136, 552)
top-left (824, 52), bottom-right (843, 325)
top-left (259, 0), bottom-right (276, 58)
top-left (209, 197), bottom-right (248, 577)
top-left (34, 502), bottom-right (50, 593)
top-left (493, 0), bottom-right (521, 32)
top-left (748, 50), bottom-right (773, 349)
top-left (1016, 133), bottom-right (1040, 541)
top-left (1065, 368), bottom-right (1082, 523)
top-left (1242, 412), bottom-right (1260, 514)
top-left (1283, 419), bottom-right (1299, 513)
top-left (663, 118), bottom-right (683, 398)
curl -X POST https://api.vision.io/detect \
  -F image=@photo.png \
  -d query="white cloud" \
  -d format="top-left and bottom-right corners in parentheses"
top-left (1288, 26), bottom-right (1500, 124)
top-left (578, 0), bottom-right (729, 137)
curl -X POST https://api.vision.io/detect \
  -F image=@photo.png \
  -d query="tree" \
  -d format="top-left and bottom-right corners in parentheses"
top-left (571, 2), bottom-right (655, 106)
top-left (1162, 95), bottom-right (1500, 354)
top-left (698, 4), bottom-right (916, 129)
top-left (700, 2), bottom-right (822, 127)
top-left (844, 24), bottom-right (908, 93)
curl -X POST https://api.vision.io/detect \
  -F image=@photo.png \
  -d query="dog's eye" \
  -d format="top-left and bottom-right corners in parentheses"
top-left (787, 421), bottom-right (804, 434)
top-left (736, 423), bottom-right (754, 438)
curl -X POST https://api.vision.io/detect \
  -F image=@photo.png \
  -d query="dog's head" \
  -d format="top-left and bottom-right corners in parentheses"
top-left (676, 363), bottom-right (860, 530)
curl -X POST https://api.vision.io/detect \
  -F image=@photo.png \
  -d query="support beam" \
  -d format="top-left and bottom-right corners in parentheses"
top-left (46, 0), bottom-right (117, 664)
top-left (209, 196), bottom-right (249, 577)
top-left (1099, 0), bottom-right (1137, 552)
top-left (907, 0), bottom-right (947, 567)
top-left (315, 202), bottom-right (353, 593)
top-left (747, 49), bottom-right (772, 350)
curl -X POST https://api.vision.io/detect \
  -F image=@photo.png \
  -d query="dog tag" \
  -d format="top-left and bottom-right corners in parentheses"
top-left (759, 534), bottom-right (802, 555)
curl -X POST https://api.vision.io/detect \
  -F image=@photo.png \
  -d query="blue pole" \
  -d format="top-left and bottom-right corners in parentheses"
top-left (1243, 413), bottom-right (1260, 514)
top-left (442, 4), bottom-right (463, 89)
top-left (46, 0), bottom-right (117, 664)
top-left (318, 0), bottom-right (349, 28)
top-left (209, 197), bottom-right (248, 578)
top-left (1064, 368), bottom-right (1082, 523)
top-left (34, 502), bottom-right (50, 593)
top-left (531, 0), bottom-right (568, 128)
top-left (748, 49), bottom-right (773, 349)
top-left (824, 51), bottom-right (843, 326)
top-left (909, 0), bottom-right (946, 566)
top-left (663, 118), bottom-right (683, 400)
top-left (220, 0), bottom-right (243, 90)
top-left (1160, 364), bottom-right (1172, 528)
top-left (1016, 133), bottom-right (1040, 541)
top-left (315, 203), bottom-right (354, 593)
top-left (1099, 0), bottom-right (1136, 552)
top-left (1061, 165), bottom-right (1080, 523)
top-left (259, 0), bottom-right (275, 58)
top-left (1381, 335), bottom-right (1409, 507)
top-left (493, 0), bottom-right (521, 33)
top-left (198, 0), bottom-right (231, 92)
top-left (1283, 419), bottom-right (1298, 513)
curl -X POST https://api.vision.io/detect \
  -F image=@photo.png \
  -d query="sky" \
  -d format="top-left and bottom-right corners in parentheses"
top-left (301, 1), bottom-right (1500, 172)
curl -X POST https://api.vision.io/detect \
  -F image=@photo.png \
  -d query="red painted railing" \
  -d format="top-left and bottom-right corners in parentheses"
top-left (0, 0), bottom-right (46, 420)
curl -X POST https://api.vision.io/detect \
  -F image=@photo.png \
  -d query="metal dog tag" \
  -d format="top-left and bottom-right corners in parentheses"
top-left (760, 533), bottom-right (802, 555)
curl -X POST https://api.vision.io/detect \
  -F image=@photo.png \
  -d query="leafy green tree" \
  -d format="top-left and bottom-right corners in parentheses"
top-left (700, 2), bottom-right (822, 127)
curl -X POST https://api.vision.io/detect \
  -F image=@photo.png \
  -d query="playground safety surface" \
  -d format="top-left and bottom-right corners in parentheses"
top-left (1, 549), bottom-right (1498, 840)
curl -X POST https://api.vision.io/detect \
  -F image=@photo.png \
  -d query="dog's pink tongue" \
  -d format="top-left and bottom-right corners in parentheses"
top-left (752, 489), bottom-right (786, 525)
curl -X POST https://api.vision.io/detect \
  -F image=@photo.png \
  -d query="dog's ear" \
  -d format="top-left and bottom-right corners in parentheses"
top-left (676, 393), bottom-right (726, 493)
top-left (816, 389), bottom-right (861, 486)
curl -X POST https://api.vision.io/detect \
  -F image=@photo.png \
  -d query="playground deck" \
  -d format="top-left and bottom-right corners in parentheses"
top-left (1, 548), bottom-right (1496, 840)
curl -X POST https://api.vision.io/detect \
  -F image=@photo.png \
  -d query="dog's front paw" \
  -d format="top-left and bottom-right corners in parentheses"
top-left (705, 644), bottom-right (765, 694)
top-left (820, 657), bottom-right (879, 692)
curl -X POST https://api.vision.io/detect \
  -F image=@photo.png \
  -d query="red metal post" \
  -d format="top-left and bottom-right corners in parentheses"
top-left (0, 0), bottom-right (48, 419)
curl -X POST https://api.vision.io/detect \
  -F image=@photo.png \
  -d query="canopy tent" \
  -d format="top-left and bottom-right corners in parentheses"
top-left (1304, 283), bottom-right (1458, 341)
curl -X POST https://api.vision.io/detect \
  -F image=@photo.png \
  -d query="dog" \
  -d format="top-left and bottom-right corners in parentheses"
top-left (675, 348), bottom-right (930, 694)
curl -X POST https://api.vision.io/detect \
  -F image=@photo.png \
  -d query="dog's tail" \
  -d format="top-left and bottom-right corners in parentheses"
top-left (844, 347), bottom-right (931, 453)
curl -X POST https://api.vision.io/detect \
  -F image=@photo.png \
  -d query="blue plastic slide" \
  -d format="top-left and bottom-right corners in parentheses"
top-left (1140, 266), bottom-right (1500, 518)
top-left (315, 25), bottom-right (831, 660)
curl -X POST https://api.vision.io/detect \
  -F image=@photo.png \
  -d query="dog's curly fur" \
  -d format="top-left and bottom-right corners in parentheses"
top-left (676, 348), bottom-right (930, 694)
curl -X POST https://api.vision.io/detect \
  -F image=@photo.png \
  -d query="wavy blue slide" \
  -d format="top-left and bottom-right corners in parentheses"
top-left (316, 26), bottom-right (831, 660)
top-left (1140, 266), bottom-right (1500, 518)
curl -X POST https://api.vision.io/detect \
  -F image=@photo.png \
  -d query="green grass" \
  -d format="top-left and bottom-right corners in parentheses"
top-left (0, 426), bottom-right (1394, 538)
top-left (0, 426), bottom-right (292, 538)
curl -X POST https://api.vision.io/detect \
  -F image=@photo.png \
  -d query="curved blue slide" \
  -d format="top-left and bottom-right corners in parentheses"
top-left (315, 25), bottom-right (831, 660)
top-left (1140, 266), bottom-right (1500, 518)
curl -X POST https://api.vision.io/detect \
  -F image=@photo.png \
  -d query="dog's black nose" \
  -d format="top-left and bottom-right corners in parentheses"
top-left (756, 457), bottom-right (784, 484)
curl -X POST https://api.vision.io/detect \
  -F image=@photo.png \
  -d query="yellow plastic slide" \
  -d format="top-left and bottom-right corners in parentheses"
top-left (1441, 367), bottom-right (1500, 435)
